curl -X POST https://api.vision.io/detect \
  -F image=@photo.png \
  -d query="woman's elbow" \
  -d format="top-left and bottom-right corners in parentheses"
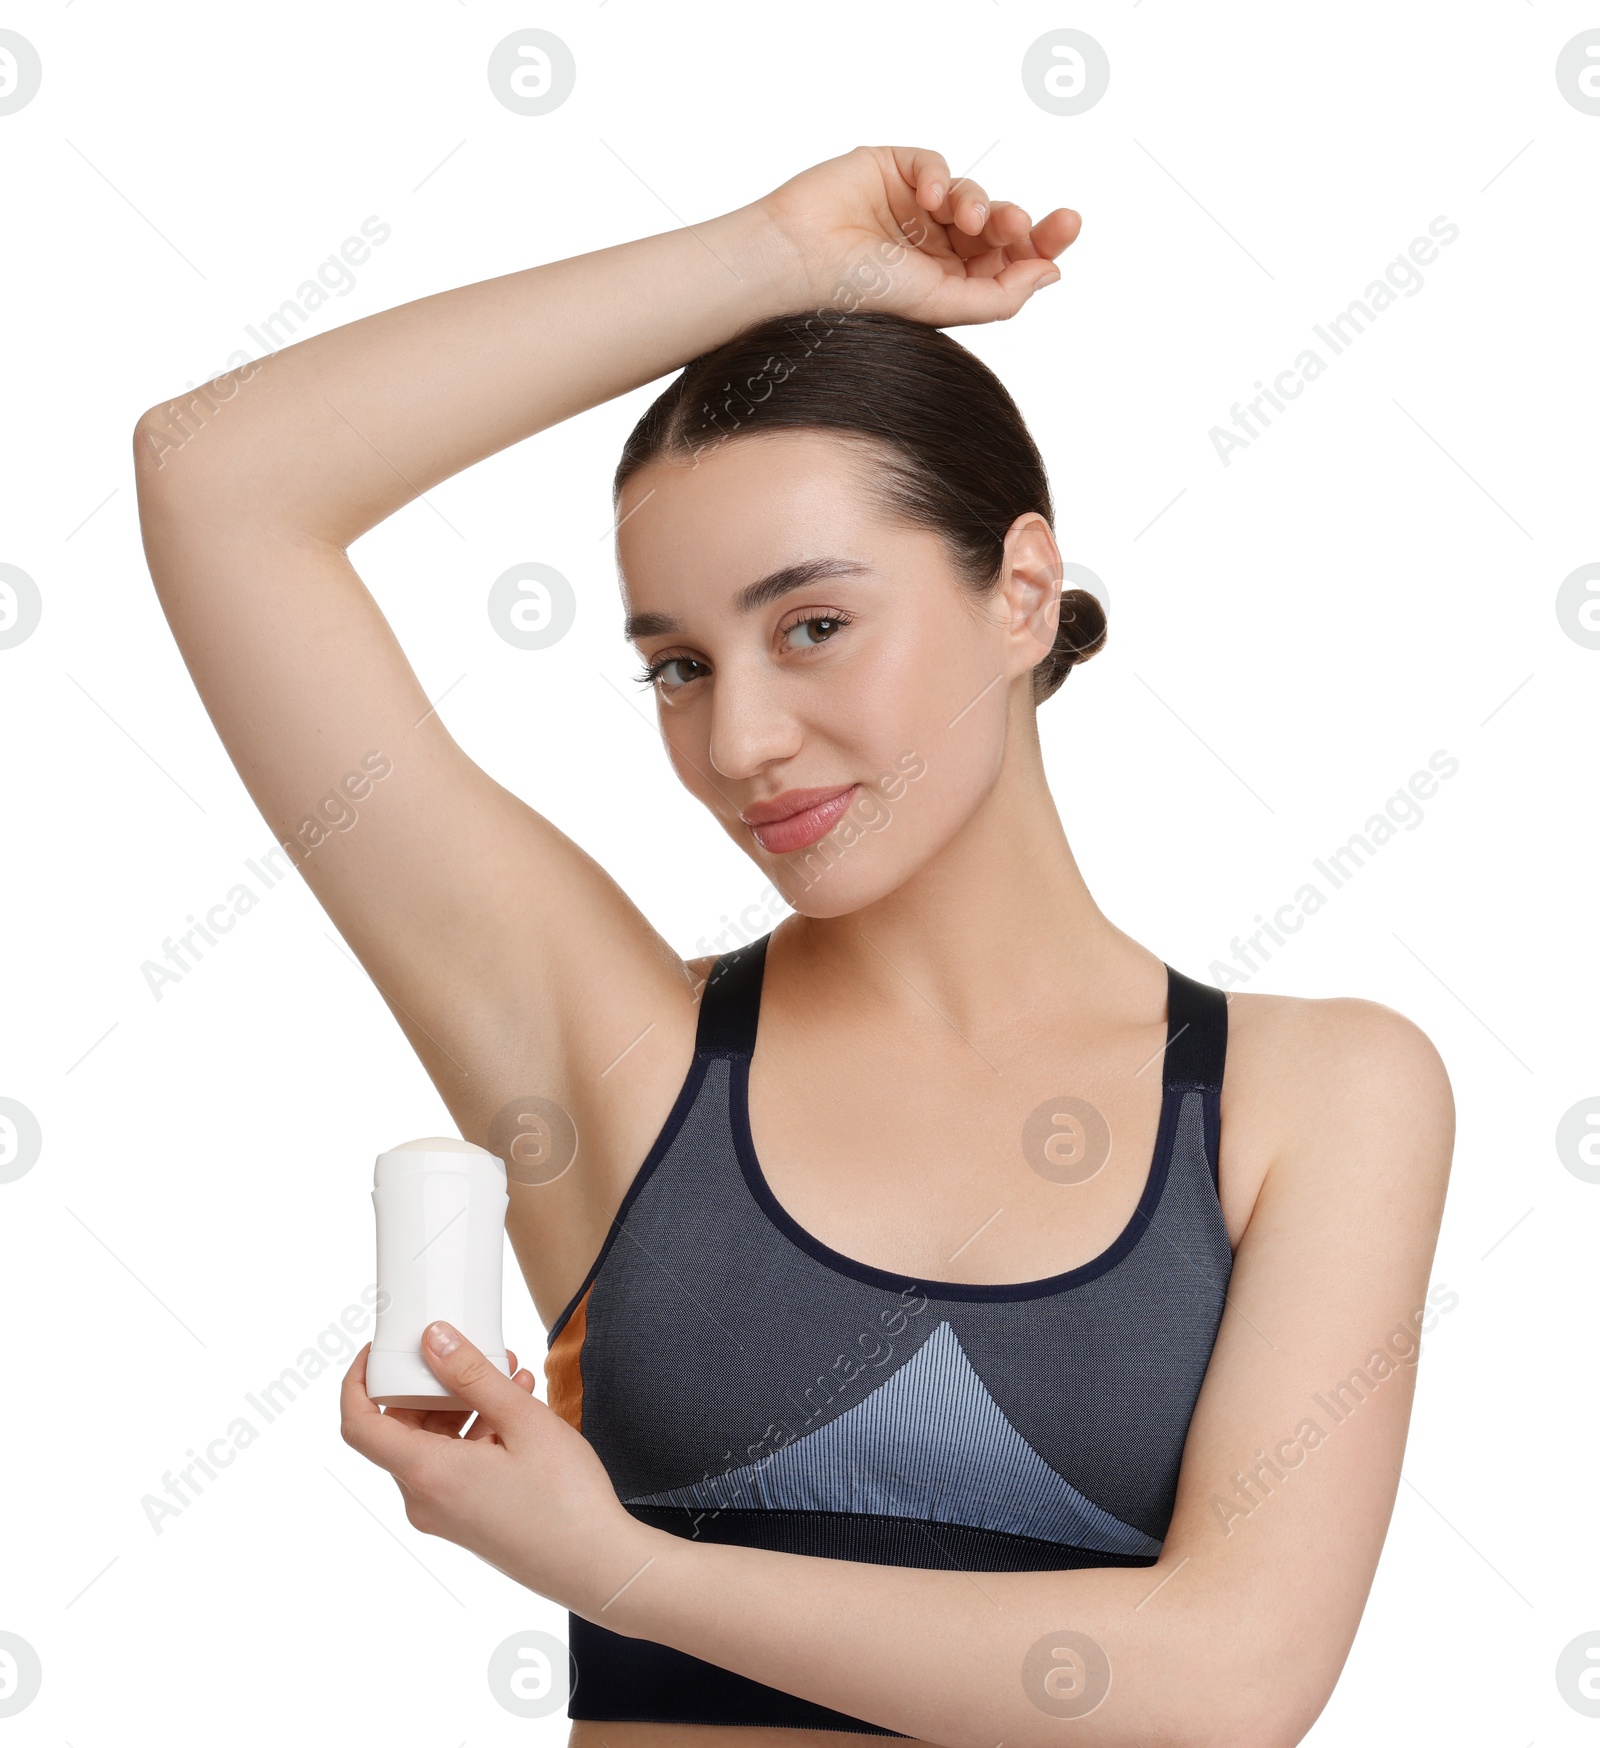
top-left (133, 397), bottom-right (212, 496)
top-left (1200, 1646), bottom-right (1333, 1748)
top-left (1138, 1613), bottom-right (1334, 1748)
top-left (133, 359), bottom-right (266, 501)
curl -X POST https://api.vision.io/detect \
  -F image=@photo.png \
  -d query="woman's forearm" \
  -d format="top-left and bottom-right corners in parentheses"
top-left (587, 1522), bottom-right (1253, 1748)
top-left (136, 200), bottom-right (808, 544)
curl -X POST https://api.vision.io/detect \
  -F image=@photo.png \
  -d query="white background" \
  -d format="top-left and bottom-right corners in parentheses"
top-left (1, 1), bottom-right (1596, 1740)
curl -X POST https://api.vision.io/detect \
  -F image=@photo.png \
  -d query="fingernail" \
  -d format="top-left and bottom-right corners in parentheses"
top-left (425, 1320), bottom-right (461, 1356)
top-left (972, 203), bottom-right (988, 227)
top-left (928, 181), bottom-right (944, 204)
top-left (1038, 268), bottom-right (1061, 287)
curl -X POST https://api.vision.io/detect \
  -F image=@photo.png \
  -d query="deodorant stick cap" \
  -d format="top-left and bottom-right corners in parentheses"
top-left (373, 1136), bottom-right (507, 1188)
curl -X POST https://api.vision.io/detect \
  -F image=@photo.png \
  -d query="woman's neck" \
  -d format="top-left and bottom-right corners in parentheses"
top-left (777, 714), bottom-right (1165, 1040)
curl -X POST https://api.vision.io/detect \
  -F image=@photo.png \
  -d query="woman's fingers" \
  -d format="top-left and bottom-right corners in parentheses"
top-left (416, 1322), bottom-right (540, 1450)
top-left (899, 155), bottom-right (992, 235)
top-left (942, 175), bottom-right (992, 235)
top-left (882, 146), bottom-right (1079, 274)
top-left (347, 1343), bottom-right (532, 1445)
top-left (960, 205), bottom-right (1084, 280)
top-left (951, 202), bottom-right (1047, 276)
top-left (985, 202), bottom-right (1039, 259)
top-left (340, 1343), bottom-right (433, 1474)
top-left (1031, 205), bottom-right (1084, 259)
top-left (385, 1404), bottom-right (474, 1435)
top-left (969, 202), bottom-right (1081, 265)
top-left (395, 1340), bottom-right (528, 1436)
top-left (465, 1365), bottom-right (538, 1442)
top-left (888, 145), bottom-right (953, 214)
top-left (911, 250), bottom-right (1066, 327)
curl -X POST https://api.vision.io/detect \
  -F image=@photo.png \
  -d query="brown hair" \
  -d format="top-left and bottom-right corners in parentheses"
top-left (614, 308), bottom-right (1105, 704)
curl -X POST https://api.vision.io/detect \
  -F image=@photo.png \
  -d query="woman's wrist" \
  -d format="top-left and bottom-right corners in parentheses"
top-left (701, 197), bottom-right (818, 319)
top-left (565, 1513), bottom-right (687, 1636)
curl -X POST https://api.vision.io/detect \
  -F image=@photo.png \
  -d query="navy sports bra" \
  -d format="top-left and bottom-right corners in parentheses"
top-left (545, 932), bottom-right (1232, 1732)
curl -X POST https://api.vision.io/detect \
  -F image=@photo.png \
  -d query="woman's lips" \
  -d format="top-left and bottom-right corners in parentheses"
top-left (741, 784), bottom-right (860, 854)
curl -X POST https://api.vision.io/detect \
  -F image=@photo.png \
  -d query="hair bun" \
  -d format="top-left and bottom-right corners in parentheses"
top-left (1034, 587), bottom-right (1107, 704)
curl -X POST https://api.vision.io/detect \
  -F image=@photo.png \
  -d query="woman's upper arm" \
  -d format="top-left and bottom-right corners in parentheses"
top-left (1157, 996), bottom-right (1455, 1744)
top-left (132, 412), bottom-right (693, 1113)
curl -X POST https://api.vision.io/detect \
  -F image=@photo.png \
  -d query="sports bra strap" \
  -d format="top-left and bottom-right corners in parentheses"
top-left (693, 932), bottom-right (771, 1059)
top-left (1161, 964), bottom-right (1227, 1091)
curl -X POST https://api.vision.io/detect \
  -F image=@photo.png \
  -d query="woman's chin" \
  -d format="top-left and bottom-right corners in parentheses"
top-left (766, 860), bottom-right (905, 921)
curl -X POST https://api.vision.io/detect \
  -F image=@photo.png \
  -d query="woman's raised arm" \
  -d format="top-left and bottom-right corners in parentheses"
top-left (131, 203), bottom-right (804, 1161)
top-left (130, 146), bottom-right (1077, 1156)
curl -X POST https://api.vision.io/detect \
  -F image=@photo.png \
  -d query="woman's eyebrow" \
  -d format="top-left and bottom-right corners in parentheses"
top-left (623, 557), bottom-right (871, 641)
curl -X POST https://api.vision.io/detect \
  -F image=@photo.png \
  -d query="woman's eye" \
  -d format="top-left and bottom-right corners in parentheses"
top-left (784, 612), bottom-right (851, 650)
top-left (635, 613), bottom-right (852, 691)
top-left (636, 656), bottom-right (707, 691)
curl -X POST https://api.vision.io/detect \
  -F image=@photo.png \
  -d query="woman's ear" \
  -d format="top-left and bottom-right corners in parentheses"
top-left (997, 513), bottom-right (1064, 674)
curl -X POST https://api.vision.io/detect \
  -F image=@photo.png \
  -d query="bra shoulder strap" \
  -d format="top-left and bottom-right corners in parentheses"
top-left (1160, 964), bottom-right (1228, 1092)
top-left (1161, 963), bottom-right (1228, 1191)
top-left (693, 932), bottom-right (771, 1060)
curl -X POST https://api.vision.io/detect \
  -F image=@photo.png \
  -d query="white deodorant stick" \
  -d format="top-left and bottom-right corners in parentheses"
top-left (366, 1136), bottom-right (511, 1410)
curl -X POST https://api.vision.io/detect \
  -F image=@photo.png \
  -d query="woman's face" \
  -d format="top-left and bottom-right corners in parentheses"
top-left (616, 429), bottom-right (1059, 917)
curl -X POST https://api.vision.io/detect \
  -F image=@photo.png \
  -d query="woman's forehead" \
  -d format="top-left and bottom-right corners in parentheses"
top-left (620, 429), bottom-right (876, 523)
top-left (616, 434), bottom-right (895, 593)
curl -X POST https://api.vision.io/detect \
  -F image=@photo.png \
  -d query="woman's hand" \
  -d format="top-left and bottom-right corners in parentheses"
top-left (757, 144), bottom-right (1081, 328)
top-left (339, 1322), bottom-right (652, 1615)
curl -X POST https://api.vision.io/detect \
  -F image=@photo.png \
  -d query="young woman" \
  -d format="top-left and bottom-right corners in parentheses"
top-left (134, 145), bottom-right (1453, 1745)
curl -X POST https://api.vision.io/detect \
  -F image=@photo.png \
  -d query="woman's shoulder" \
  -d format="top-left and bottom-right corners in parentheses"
top-left (1220, 983), bottom-right (1455, 1219)
top-left (1224, 983), bottom-right (1452, 1100)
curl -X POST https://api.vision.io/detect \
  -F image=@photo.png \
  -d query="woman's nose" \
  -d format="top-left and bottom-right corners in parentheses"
top-left (705, 667), bottom-right (802, 780)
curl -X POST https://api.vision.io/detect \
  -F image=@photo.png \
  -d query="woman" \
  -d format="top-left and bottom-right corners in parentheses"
top-left (134, 145), bottom-right (1453, 1745)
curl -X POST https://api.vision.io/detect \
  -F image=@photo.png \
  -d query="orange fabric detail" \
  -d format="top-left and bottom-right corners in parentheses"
top-left (544, 1289), bottom-right (588, 1432)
